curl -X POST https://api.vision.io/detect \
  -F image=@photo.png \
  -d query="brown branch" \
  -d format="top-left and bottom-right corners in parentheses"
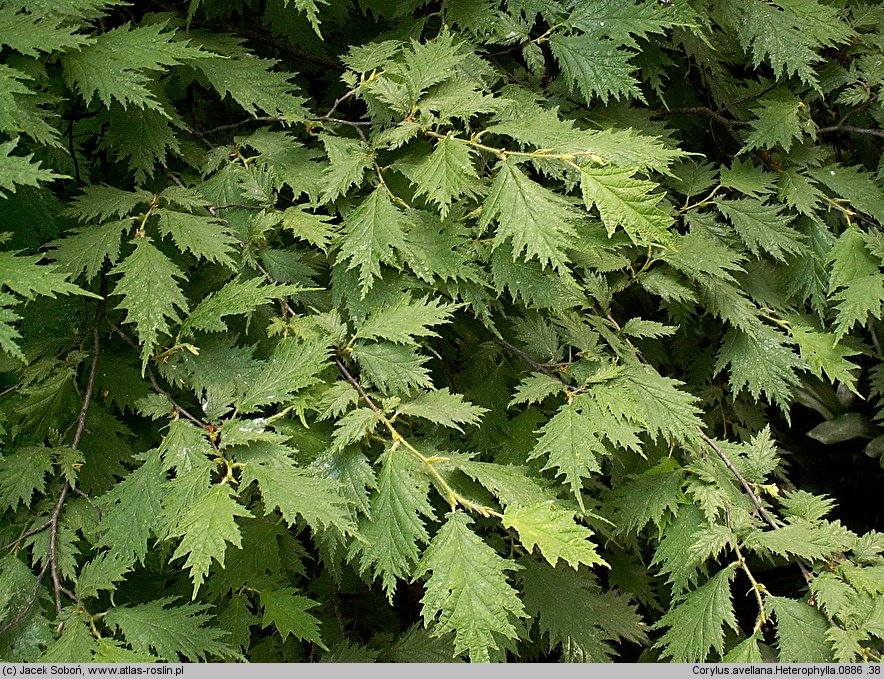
top-left (48, 483), bottom-right (70, 616)
top-left (71, 323), bottom-right (101, 451)
top-left (1, 520), bottom-right (52, 552)
top-left (696, 427), bottom-right (779, 530)
top-left (489, 334), bottom-right (562, 381)
top-left (817, 124), bottom-right (884, 139)
top-left (3, 293), bottom-right (105, 627)
top-left (105, 320), bottom-right (209, 429)
top-left (253, 262), bottom-right (382, 414)
top-left (719, 83), bottom-right (779, 113)
top-left (201, 116), bottom-right (281, 136)
top-left (696, 426), bottom-right (813, 584)
top-left (223, 27), bottom-right (343, 71)
top-left (333, 356), bottom-right (380, 413)
top-left (0, 560), bottom-right (50, 635)
top-left (0, 383), bottom-right (22, 399)
top-left (659, 106), bottom-right (749, 129)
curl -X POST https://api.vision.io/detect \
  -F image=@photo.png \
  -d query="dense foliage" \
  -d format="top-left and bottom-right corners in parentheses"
top-left (0, 0), bottom-right (883, 664)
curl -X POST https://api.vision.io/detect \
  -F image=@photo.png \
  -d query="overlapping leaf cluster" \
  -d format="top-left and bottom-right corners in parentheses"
top-left (0, 0), bottom-right (882, 664)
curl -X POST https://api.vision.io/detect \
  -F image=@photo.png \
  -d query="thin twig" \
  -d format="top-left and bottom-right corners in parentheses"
top-left (322, 88), bottom-right (357, 122)
top-left (489, 334), bottom-right (561, 380)
top-left (0, 383), bottom-right (22, 399)
top-left (71, 324), bottom-right (101, 451)
top-left (1, 520), bottom-right (52, 552)
top-left (223, 26), bottom-right (343, 70)
top-left (254, 263), bottom-right (500, 517)
top-left (2, 293), bottom-right (105, 627)
top-left (105, 320), bottom-right (209, 429)
top-left (696, 427), bottom-right (779, 530)
top-left (0, 560), bottom-right (50, 635)
top-left (696, 426), bottom-right (813, 583)
top-left (48, 483), bottom-right (70, 616)
top-left (659, 106), bottom-right (749, 129)
top-left (66, 117), bottom-right (82, 186)
top-left (48, 314), bottom-right (103, 615)
top-left (201, 116), bottom-right (281, 136)
top-left (719, 82), bottom-right (779, 113)
top-left (817, 124), bottom-right (884, 139)
top-left (333, 356), bottom-right (380, 413)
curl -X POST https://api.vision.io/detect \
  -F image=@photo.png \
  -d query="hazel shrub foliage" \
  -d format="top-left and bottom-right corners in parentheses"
top-left (0, 0), bottom-right (883, 664)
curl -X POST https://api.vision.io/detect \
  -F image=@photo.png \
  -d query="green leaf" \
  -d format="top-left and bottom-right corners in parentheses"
top-left (715, 198), bottom-right (806, 261)
top-left (721, 0), bottom-right (852, 87)
top-left (521, 558), bottom-right (646, 662)
top-left (580, 165), bottom-right (672, 247)
top-left (355, 293), bottom-right (457, 345)
top-left (768, 595), bottom-right (834, 662)
top-left (195, 56), bottom-right (308, 118)
top-left (156, 209), bottom-right (238, 268)
top-left (110, 237), bottom-right (189, 368)
top-left (330, 407), bottom-right (383, 452)
top-left (453, 461), bottom-right (553, 508)
top-left (39, 615), bottom-right (98, 663)
top-left (566, 1), bottom-right (677, 46)
top-left (490, 246), bottom-right (585, 311)
top-left (350, 342), bottom-right (432, 394)
top-left (615, 459), bottom-right (685, 536)
top-left (183, 276), bottom-right (303, 334)
top-left (47, 220), bottom-right (131, 282)
top-left (722, 635), bottom-right (763, 663)
top-left (236, 337), bottom-right (329, 413)
top-left (742, 90), bottom-right (808, 152)
top-left (238, 441), bottom-right (355, 536)
top-left (744, 520), bottom-right (855, 562)
top-left (97, 451), bottom-right (167, 562)
top-left (63, 22), bottom-right (207, 110)
top-left (168, 484), bottom-right (252, 598)
top-left (351, 446), bottom-right (435, 600)
top-left (342, 39), bottom-right (403, 73)
top-left (0, 446), bottom-right (54, 511)
top-left (0, 5), bottom-right (91, 57)
top-left (715, 325), bottom-right (804, 414)
top-left (281, 207), bottom-right (336, 252)
top-left (528, 399), bottom-right (609, 510)
top-left (808, 165), bottom-right (884, 225)
top-left (104, 597), bottom-right (236, 661)
top-left (319, 135), bottom-right (372, 203)
top-left (508, 373), bottom-right (563, 407)
top-left (620, 364), bottom-right (703, 443)
top-left (396, 388), bottom-right (487, 431)
top-left (0, 250), bottom-right (91, 302)
top-left (384, 624), bottom-right (456, 663)
top-left (826, 227), bottom-right (884, 341)
top-left (0, 138), bottom-right (66, 197)
top-left (416, 511), bottom-right (525, 662)
top-left (826, 626), bottom-right (865, 664)
top-left (282, 0), bottom-right (326, 37)
top-left (63, 185), bottom-right (152, 223)
top-left (259, 588), bottom-right (325, 647)
top-left (93, 640), bottom-right (161, 663)
top-left (654, 567), bottom-right (738, 662)
top-left (384, 30), bottom-right (468, 106)
top-left (401, 136), bottom-right (482, 216)
top-left (100, 103), bottom-right (179, 183)
top-left (338, 188), bottom-right (409, 295)
top-left (719, 159), bottom-right (776, 199)
top-left (549, 34), bottom-right (640, 104)
top-left (502, 501), bottom-right (607, 569)
top-left (790, 323), bottom-right (860, 394)
top-left (480, 157), bottom-right (576, 272)
top-left (76, 552), bottom-right (134, 600)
